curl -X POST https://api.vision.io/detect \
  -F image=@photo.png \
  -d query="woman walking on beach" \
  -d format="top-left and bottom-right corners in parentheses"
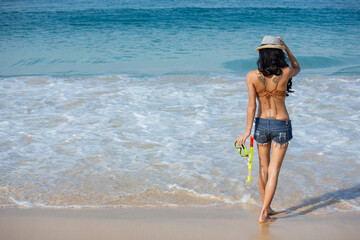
top-left (237, 36), bottom-right (300, 223)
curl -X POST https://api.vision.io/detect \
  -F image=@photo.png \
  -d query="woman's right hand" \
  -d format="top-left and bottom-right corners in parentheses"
top-left (277, 36), bottom-right (289, 51)
top-left (237, 131), bottom-right (250, 146)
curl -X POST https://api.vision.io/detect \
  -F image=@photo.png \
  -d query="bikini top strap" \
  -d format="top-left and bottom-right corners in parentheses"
top-left (257, 72), bottom-right (286, 97)
top-left (272, 72), bottom-right (282, 92)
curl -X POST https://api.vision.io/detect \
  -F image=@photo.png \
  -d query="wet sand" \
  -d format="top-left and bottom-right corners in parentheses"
top-left (0, 206), bottom-right (359, 240)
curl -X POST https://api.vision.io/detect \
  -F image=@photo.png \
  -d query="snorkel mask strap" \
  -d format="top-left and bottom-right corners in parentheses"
top-left (234, 141), bottom-right (249, 157)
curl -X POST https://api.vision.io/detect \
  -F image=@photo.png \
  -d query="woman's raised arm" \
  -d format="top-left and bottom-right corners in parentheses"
top-left (279, 37), bottom-right (301, 77)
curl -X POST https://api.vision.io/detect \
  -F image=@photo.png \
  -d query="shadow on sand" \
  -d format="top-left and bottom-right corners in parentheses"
top-left (278, 184), bottom-right (360, 218)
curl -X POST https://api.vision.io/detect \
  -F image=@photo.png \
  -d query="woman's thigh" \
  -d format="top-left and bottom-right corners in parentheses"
top-left (257, 142), bottom-right (271, 169)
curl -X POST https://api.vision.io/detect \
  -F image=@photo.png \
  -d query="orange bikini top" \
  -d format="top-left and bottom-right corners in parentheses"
top-left (256, 72), bottom-right (286, 115)
top-left (257, 72), bottom-right (286, 98)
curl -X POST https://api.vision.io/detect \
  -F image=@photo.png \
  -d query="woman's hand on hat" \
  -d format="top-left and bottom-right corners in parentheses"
top-left (277, 37), bottom-right (289, 50)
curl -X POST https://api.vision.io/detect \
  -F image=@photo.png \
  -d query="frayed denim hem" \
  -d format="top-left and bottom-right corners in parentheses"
top-left (256, 141), bottom-right (271, 146)
top-left (256, 140), bottom-right (291, 148)
top-left (272, 140), bottom-right (290, 148)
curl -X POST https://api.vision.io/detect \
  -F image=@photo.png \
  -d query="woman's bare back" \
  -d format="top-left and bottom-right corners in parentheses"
top-left (250, 67), bottom-right (292, 120)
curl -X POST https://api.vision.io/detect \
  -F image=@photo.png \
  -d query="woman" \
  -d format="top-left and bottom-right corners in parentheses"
top-left (237, 36), bottom-right (300, 223)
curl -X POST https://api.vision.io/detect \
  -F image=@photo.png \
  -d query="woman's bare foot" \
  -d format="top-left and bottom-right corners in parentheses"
top-left (259, 209), bottom-right (277, 223)
top-left (267, 207), bottom-right (277, 215)
top-left (259, 216), bottom-right (276, 223)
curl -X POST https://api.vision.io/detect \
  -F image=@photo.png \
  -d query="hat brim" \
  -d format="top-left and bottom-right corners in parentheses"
top-left (256, 45), bottom-right (285, 51)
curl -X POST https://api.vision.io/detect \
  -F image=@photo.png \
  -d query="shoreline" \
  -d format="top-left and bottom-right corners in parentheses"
top-left (1, 206), bottom-right (359, 240)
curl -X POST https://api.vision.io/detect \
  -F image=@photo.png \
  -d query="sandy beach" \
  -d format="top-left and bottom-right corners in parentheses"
top-left (0, 206), bottom-right (359, 240)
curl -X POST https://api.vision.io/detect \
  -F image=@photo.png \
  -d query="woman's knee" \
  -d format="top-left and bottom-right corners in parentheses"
top-left (268, 166), bottom-right (281, 179)
top-left (259, 165), bottom-right (268, 176)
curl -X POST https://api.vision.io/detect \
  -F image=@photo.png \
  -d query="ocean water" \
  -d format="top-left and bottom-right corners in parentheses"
top-left (0, 0), bottom-right (359, 214)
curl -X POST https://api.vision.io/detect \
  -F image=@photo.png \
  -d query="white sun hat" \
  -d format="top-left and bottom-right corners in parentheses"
top-left (256, 36), bottom-right (285, 51)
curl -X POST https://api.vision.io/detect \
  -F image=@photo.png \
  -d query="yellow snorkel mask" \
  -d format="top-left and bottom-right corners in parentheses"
top-left (234, 141), bottom-right (248, 157)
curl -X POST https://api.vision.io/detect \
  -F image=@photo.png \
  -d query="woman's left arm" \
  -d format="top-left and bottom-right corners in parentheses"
top-left (237, 72), bottom-right (257, 145)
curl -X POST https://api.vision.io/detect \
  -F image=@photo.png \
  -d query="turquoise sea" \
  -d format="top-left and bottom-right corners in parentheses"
top-left (1, 0), bottom-right (359, 214)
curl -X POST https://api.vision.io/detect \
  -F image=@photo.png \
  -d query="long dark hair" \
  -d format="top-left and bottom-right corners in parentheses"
top-left (257, 48), bottom-right (294, 95)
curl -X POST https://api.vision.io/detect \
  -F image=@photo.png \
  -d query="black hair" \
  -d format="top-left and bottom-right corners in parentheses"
top-left (257, 48), bottom-right (294, 96)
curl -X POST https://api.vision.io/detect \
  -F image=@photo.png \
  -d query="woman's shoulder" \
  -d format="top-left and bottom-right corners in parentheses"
top-left (247, 70), bottom-right (259, 78)
top-left (281, 66), bottom-right (292, 73)
top-left (281, 67), bottom-right (293, 78)
top-left (282, 66), bottom-right (300, 78)
top-left (246, 70), bottom-right (260, 84)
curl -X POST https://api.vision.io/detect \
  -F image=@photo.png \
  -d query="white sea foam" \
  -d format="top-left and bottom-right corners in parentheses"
top-left (0, 74), bottom-right (359, 214)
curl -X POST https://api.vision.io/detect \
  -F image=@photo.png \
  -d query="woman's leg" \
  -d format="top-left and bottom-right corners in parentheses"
top-left (257, 142), bottom-right (276, 215)
top-left (257, 142), bottom-right (271, 206)
top-left (259, 143), bottom-right (289, 223)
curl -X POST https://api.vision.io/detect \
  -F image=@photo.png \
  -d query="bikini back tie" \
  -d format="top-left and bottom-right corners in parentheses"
top-left (257, 72), bottom-right (286, 115)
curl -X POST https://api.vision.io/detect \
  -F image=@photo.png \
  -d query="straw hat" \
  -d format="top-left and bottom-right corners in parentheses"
top-left (256, 36), bottom-right (285, 51)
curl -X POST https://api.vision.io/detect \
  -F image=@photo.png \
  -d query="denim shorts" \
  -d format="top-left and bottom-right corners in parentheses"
top-left (254, 118), bottom-right (293, 145)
